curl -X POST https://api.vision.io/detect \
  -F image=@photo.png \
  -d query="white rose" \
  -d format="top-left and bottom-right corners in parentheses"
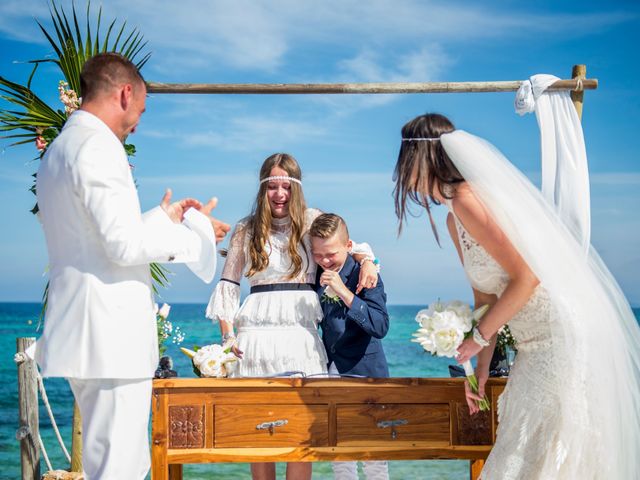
top-left (433, 327), bottom-right (465, 357)
top-left (193, 344), bottom-right (224, 366)
top-left (324, 286), bottom-right (340, 301)
top-left (433, 310), bottom-right (471, 334)
top-left (415, 309), bottom-right (434, 329)
top-left (446, 301), bottom-right (472, 320)
top-left (199, 357), bottom-right (224, 377)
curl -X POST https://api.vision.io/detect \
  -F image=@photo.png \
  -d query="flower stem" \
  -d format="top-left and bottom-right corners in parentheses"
top-left (463, 360), bottom-right (490, 411)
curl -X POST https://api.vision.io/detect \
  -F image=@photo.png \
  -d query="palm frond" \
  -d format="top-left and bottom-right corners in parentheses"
top-left (0, 76), bottom-right (66, 137)
top-left (33, 1), bottom-right (151, 96)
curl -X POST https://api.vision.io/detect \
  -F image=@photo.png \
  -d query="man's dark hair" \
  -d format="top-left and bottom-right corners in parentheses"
top-left (80, 53), bottom-right (145, 101)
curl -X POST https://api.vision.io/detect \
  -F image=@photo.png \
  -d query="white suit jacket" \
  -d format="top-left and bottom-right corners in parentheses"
top-left (35, 110), bottom-right (217, 379)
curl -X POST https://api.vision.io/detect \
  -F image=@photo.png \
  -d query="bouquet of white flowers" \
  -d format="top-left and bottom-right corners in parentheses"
top-left (180, 344), bottom-right (237, 378)
top-left (412, 300), bottom-right (490, 411)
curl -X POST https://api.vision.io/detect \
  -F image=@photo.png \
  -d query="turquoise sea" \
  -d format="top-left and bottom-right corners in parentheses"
top-left (2, 303), bottom-right (639, 480)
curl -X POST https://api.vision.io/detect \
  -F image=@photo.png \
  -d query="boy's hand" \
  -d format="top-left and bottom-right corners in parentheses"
top-left (320, 270), bottom-right (354, 307)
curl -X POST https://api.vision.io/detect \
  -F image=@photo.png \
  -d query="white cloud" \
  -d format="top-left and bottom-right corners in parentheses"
top-left (141, 114), bottom-right (327, 152)
top-left (0, 0), bottom-right (635, 75)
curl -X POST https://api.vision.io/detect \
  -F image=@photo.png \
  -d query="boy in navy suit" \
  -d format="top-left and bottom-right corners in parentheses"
top-left (310, 213), bottom-right (390, 480)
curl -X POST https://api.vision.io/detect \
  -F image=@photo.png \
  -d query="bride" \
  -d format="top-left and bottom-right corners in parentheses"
top-left (392, 109), bottom-right (640, 477)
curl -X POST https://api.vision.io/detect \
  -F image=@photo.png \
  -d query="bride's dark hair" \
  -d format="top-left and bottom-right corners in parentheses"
top-left (393, 113), bottom-right (463, 244)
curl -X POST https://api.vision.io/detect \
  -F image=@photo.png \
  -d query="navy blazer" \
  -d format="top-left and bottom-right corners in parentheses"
top-left (316, 255), bottom-right (390, 377)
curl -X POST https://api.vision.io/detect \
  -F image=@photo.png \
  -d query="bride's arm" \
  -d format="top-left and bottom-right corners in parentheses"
top-left (446, 212), bottom-right (498, 367)
top-left (452, 185), bottom-right (539, 365)
top-left (447, 213), bottom-right (498, 414)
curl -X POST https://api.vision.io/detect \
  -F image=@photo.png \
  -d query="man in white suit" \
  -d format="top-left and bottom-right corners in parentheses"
top-left (35, 52), bottom-right (229, 479)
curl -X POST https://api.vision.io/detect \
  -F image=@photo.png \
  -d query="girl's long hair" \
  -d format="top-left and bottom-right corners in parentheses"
top-left (393, 113), bottom-right (463, 244)
top-left (246, 153), bottom-right (307, 279)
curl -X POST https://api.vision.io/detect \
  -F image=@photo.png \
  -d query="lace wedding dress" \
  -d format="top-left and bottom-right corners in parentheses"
top-left (448, 203), bottom-right (578, 479)
top-left (441, 128), bottom-right (640, 479)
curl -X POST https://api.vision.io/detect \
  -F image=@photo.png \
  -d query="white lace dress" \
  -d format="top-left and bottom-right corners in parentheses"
top-left (448, 205), bottom-right (579, 480)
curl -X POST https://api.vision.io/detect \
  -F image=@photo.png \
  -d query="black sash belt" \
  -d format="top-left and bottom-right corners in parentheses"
top-left (250, 283), bottom-right (315, 294)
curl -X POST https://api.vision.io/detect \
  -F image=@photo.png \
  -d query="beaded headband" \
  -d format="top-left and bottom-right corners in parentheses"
top-left (260, 175), bottom-right (302, 185)
top-left (402, 137), bottom-right (440, 142)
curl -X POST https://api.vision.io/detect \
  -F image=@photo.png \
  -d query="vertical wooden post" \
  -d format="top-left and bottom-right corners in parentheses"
top-left (70, 402), bottom-right (83, 472)
top-left (570, 64), bottom-right (587, 120)
top-left (151, 387), bottom-right (169, 480)
top-left (470, 459), bottom-right (485, 480)
top-left (16, 337), bottom-right (40, 480)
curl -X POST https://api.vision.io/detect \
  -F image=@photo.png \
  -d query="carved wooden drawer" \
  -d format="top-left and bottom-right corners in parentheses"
top-left (169, 405), bottom-right (206, 449)
top-left (336, 403), bottom-right (450, 446)
top-left (215, 405), bottom-right (329, 447)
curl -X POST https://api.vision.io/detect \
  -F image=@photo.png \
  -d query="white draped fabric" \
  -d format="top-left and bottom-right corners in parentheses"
top-left (515, 74), bottom-right (591, 253)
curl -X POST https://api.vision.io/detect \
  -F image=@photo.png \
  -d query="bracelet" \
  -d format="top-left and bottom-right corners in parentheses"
top-left (222, 332), bottom-right (236, 343)
top-left (360, 257), bottom-right (381, 271)
top-left (472, 326), bottom-right (490, 348)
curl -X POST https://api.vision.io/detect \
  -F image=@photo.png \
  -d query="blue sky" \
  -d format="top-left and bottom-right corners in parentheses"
top-left (1, 0), bottom-right (639, 306)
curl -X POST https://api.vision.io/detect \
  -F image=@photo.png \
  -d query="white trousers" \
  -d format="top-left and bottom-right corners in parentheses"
top-left (332, 461), bottom-right (390, 480)
top-left (68, 378), bottom-right (152, 480)
top-left (328, 363), bottom-right (389, 480)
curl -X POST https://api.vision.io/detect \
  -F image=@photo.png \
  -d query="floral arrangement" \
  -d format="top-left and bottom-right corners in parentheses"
top-left (496, 324), bottom-right (517, 356)
top-left (412, 300), bottom-right (490, 411)
top-left (155, 303), bottom-right (185, 357)
top-left (320, 285), bottom-right (342, 304)
top-left (181, 344), bottom-right (237, 378)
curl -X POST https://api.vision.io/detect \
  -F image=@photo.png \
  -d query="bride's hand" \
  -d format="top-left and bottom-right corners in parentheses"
top-left (456, 337), bottom-right (483, 365)
top-left (464, 369), bottom-right (488, 415)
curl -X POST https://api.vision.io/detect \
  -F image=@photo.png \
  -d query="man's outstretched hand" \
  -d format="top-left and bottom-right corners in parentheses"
top-left (160, 188), bottom-right (202, 223)
top-left (199, 197), bottom-right (231, 243)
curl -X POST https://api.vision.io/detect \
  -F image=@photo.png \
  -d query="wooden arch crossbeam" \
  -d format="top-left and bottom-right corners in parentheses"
top-left (146, 65), bottom-right (595, 119)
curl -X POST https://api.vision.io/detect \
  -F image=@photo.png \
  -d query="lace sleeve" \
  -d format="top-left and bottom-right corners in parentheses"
top-left (351, 241), bottom-right (375, 260)
top-left (305, 207), bottom-right (323, 230)
top-left (205, 222), bottom-right (247, 324)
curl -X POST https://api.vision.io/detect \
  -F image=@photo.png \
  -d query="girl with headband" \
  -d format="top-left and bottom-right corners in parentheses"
top-left (206, 152), bottom-right (379, 480)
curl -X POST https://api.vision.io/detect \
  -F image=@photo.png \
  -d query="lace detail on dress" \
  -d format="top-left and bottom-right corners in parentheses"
top-left (446, 200), bottom-right (591, 479)
top-left (449, 207), bottom-right (509, 297)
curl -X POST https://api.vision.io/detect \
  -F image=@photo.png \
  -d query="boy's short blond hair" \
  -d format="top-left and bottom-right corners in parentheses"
top-left (309, 213), bottom-right (349, 242)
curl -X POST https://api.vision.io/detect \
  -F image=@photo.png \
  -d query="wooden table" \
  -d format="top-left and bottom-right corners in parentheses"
top-left (151, 377), bottom-right (507, 479)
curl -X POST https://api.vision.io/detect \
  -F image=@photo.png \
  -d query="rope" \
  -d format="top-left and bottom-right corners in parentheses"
top-left (15, 346), bottom-right (72, 472)
top-left (36, 371), bottom-right (71, 463)
top-left (38, 432), bottom-right (53, 472)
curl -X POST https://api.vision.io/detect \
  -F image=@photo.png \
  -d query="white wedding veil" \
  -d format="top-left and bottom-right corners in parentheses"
top-left (440, 79), bottom-right (640, 478)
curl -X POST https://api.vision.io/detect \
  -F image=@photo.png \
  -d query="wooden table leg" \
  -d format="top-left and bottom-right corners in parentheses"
top-left (470, 459), bottom-right (484, 480)
top-left (168, 464), bottom-right (183, 480)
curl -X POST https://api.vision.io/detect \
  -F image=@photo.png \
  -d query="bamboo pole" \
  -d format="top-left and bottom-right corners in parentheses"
top-left (70, 403), bottom-right (82, 472)
top-left (570, 64), bottom-right (587, 120)
top-left (16, 337), bottom-right (40, 480)
top-left (146, 78), bottom-right (597, 95)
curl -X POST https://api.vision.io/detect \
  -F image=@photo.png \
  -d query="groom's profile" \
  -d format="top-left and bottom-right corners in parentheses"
top-left (34, 52), bottom-right (228, 479)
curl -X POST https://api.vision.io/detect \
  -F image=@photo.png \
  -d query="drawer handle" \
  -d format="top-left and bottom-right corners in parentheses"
top-left (256, 419), bottom-right (288, 435)
top-left (377, 419), bottom-right (408, 440)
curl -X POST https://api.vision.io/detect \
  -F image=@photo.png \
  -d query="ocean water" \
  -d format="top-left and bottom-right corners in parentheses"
top-left (1, 302), bottom-right (639, 480)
